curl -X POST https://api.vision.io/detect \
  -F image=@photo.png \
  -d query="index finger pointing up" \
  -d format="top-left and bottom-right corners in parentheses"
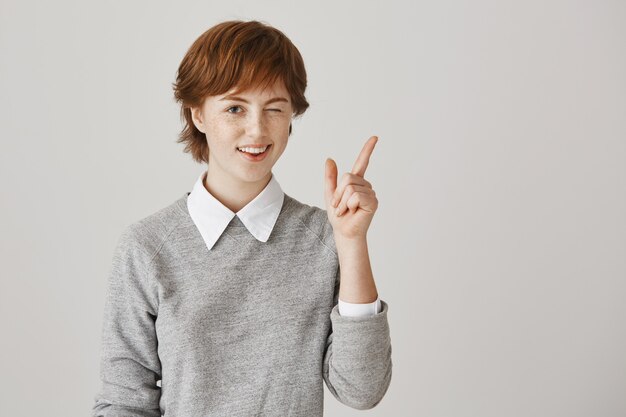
top-left (351, 135), bottom-right (379, 178)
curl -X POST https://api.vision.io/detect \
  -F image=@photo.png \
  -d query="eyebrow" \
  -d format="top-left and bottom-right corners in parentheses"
top-left (219, 95), bottom-right (289, 105)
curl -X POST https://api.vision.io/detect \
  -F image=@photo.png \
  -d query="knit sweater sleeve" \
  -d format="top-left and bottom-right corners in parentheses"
top-left (92, 225), bottom-right (162, 417)
top-left (319, 212), bottom-right (393, 410)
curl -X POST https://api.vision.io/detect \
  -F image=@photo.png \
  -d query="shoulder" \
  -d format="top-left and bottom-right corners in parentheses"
top-left (117, 193), bottom-right (188, 263)
top-left (282, 193), bottom-right (336, 256)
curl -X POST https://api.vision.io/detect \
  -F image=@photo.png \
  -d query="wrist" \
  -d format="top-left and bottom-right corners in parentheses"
top-left (333, 232), bottom-right (367, 245)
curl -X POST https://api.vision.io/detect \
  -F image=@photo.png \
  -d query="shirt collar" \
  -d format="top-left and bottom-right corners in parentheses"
top-left (187, 170), bottom-right (285, 251)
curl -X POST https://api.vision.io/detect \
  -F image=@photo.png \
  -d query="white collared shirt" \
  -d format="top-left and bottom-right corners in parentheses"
top-left (187, 170), bottom-right (381, 317)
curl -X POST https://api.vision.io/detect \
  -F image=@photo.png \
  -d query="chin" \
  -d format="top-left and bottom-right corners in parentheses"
top-left (237, 170), bottom-right (273, 184)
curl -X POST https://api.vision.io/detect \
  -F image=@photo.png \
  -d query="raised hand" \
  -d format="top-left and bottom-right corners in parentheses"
top-left (324, 135), bottom-right (379, 240)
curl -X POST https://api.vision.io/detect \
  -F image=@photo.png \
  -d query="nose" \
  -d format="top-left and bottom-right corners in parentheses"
top-left (245, 111), bottom-right (268, 139)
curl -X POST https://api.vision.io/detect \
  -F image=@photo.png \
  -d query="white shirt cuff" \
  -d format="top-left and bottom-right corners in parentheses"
top-left (337, 296), bottom-right (381, 317)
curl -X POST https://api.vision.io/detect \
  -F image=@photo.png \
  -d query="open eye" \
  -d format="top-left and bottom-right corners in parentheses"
top-left (227, 106), bottom-right (243, 114)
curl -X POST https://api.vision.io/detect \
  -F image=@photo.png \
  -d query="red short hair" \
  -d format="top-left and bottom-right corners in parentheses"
top-left (172, 20), bottom-right (309, 164)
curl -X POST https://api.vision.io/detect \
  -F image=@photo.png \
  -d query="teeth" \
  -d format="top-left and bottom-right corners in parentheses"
top-left (238, 146), bottom-right (268, 154)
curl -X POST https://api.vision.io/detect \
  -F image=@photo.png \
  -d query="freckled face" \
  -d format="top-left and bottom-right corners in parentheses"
top-left (192, 79), bottom-right (293, 185)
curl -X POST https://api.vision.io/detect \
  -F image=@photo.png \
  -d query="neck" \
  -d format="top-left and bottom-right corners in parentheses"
top-left (203, 164), bottom-right (272, 213)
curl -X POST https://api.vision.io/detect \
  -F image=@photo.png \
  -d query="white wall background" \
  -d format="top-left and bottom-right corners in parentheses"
top-left (0, 0), bottom-right (624, 416)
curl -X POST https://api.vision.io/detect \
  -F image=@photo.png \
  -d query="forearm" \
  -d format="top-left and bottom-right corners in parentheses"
top-left (334, 235), bottom-right (378, 303)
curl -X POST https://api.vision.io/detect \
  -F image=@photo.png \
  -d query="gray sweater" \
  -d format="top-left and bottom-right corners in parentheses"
top-left (92, 191), bottom-right (392, 416)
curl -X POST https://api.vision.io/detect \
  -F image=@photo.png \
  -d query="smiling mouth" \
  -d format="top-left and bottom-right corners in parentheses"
top-left (236, 144), bottom-right (271, 155)
top-left (236, 144), bottom-right (272, 161)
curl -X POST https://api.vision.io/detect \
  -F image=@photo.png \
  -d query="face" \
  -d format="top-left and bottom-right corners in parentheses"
top-left (191, 79), bottom-right (293, 187)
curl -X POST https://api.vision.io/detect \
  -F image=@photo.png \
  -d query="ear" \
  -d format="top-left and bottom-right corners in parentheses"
top-left (190, 106), bottom-right (205, 133)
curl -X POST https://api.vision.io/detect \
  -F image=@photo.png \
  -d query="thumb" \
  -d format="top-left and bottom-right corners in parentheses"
top-left (324, 158), bottom-right (337, 206)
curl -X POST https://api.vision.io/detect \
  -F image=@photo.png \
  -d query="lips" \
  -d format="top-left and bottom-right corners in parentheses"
top-left (237, 144), bottom-right (271, 154)
top-left (237, 144), bottom-right (271, 162)
top-left (237, 144), bottom-right (271, 149)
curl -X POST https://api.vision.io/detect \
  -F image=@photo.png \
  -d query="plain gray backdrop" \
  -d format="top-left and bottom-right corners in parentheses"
top-left (1, 0), bottom-right (625, 416)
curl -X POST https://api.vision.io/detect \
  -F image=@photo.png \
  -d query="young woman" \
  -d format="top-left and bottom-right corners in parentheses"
top-left (93, 20), bottom-right (392, 417)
